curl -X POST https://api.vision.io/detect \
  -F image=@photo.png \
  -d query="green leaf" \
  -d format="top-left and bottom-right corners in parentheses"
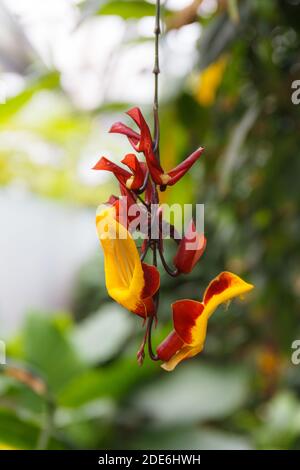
top-left (131, 426), bottom-right (252, 450)
top-left (255, 392), bottom-right (300, 449)
top-left (132, 363), bottom-right (250, 425)
top-left (0, 408), bottom-right (64, 450)
top-left (0, 72), bottom-right (60, 124)
top-left (71, 304), bottom-right (134, 365)
top-left (58, 357), bottom-right (158, 408)
top-left (23, 313), bottom-right (85, 394)
top-left (228, 0), bottom-right (239, 24)
top-left (97, 1), bottom-right (155, 19)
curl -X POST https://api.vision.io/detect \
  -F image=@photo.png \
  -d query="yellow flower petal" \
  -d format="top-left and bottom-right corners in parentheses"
top-left (96, 205), bottom-right (144, 313)
top-left (202, 271), bottom-right (254, 319)
top-left (161, 344), bottom-right (202, 372)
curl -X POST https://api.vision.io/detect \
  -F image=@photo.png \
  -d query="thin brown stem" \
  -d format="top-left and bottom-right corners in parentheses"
top-left (136, 170), bottom-right (149, 194)
top-left (137, 0), bottom-right (162, 365)
top-left (153, 0), bottom-right (161, 157)
top-left (158, 243), bottom-right (179, 277)
top-left (135, 193), bottom-right (149, 209)
top-left (147, 313), bottom-right (159, 361)
top-left (140, 239), bottom-right (150, 261)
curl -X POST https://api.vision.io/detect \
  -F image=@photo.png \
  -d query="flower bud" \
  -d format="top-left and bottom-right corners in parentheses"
top-left (173, 220), bottom-right (206, 274)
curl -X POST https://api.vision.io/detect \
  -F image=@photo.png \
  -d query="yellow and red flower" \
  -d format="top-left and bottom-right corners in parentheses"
top-left (96, 205), bottom-right (160, 318)
top-left (93, 107), bottom-right (254, 370)
top-left (157, 272), bottom-right (254, 371)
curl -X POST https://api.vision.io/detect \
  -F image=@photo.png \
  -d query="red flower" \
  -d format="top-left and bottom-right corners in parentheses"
top-left (93, 153), bottom-right (146, 191)
top-left (173, 220), bottom-right (206, 274)
top-left (110, 107), bottom-right (204, 187)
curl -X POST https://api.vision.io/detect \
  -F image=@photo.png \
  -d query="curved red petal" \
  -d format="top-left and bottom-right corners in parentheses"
top-left (172, 299), bottom-right (204, 344)
top-left (203, 272), bottom-right (233, 305)
top-left (121, 153), bottom-right (144, 189)
top-left (126, 107), bottom-right (147, 132)
top-left (133, 296), bottom-right (155, 318)
top-left (121, 153), bottom-right (140, 171)
top-left (109, 122), bottom-right (140, 146)
top-left (126, 108), bottom-right (165, 182)
top-left (93, 156), bottom-right (130, 179)
top-left (173, 220), bottom-right (207, 273)
top-left (125, 108), bottom-right (164, 184)
top-left (141, 263), bottom-right (160, 298)
top-left (157, 330), bottom-right (184, 361)
top-left (167, 147), bottom-right (204, 185)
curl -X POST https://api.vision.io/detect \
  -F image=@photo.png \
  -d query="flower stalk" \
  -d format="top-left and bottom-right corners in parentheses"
top-left (138, 0), bottom-right (162, 364)
top-left (153, 0), bottom-right (161, 154)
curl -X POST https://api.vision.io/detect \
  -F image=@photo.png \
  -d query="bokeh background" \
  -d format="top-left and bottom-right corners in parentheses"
top-left (0, 0), bottom-right (300, 450)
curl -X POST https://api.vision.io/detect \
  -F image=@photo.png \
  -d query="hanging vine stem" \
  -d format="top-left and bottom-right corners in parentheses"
top-left (147, 0), bottom-right (162, 362)
top-left (153, 0), bottom-right (161, 156)
top-left (137, 0), bottom-right (161, 365)
top-left (138, 1), bottom-right (179, 363)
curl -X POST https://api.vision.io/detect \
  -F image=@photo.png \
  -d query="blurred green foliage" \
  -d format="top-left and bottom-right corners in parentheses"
top-left (1, 0), bottom-right (300, 450)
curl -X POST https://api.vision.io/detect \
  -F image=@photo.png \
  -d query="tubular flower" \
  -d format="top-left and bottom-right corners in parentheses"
top-left (157, 272), bottom-right (254, 371)
top-left (93, 153), bottom-right (145, 190)
top-left (110, 107), bottom-right (204, 187)
top-left (93, 103), bottom-right (254, 369)
top-left (96, 205), bottom-right (160, 318)
top-left (173, 219), bottom-right (206, 274)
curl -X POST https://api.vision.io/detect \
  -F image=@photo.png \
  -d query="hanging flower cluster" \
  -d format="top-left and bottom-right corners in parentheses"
top-left (93, 107), bottom-right (254, 370)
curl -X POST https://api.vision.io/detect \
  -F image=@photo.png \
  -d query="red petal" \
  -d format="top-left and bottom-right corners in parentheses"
top-left (117, 188), bottom-right (137, 226)
top-left (106, 194), bottom-right (119, 206)
top-left (172, 299), bottom-right (204, 344)
top-left (203, 272), bottom-right (232, 305)
top-left (121, 153), bottom-right (140, 172)
top-left (167, 147), bottom-right (204, 185)
top-left (119, 184), bottom-right (136, 203)
top-left (127, 108), bottom-right (152, 153)
top-left (141, 263), bottom-right (160, 298)
top-left (109, 122), bottom-right (140, 148)
top-left (132, 264), bottom-right (160, 318)
top-left (127, 107), bottom-right (164, 183)
top-left (126, 107), bottom-right (152, 151)
top-left (121, 153), bottom-right (144, 189)
top-left (173, 220), bottom-right (206, 274)
top-left (93, 157), bottom-right (130, 181)
top-left (157, 330), bottom-right (184, 361)
top-left (134, 296), bottom-right (156, 318)
top-left (146, 152), bottom-right (165, 185)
